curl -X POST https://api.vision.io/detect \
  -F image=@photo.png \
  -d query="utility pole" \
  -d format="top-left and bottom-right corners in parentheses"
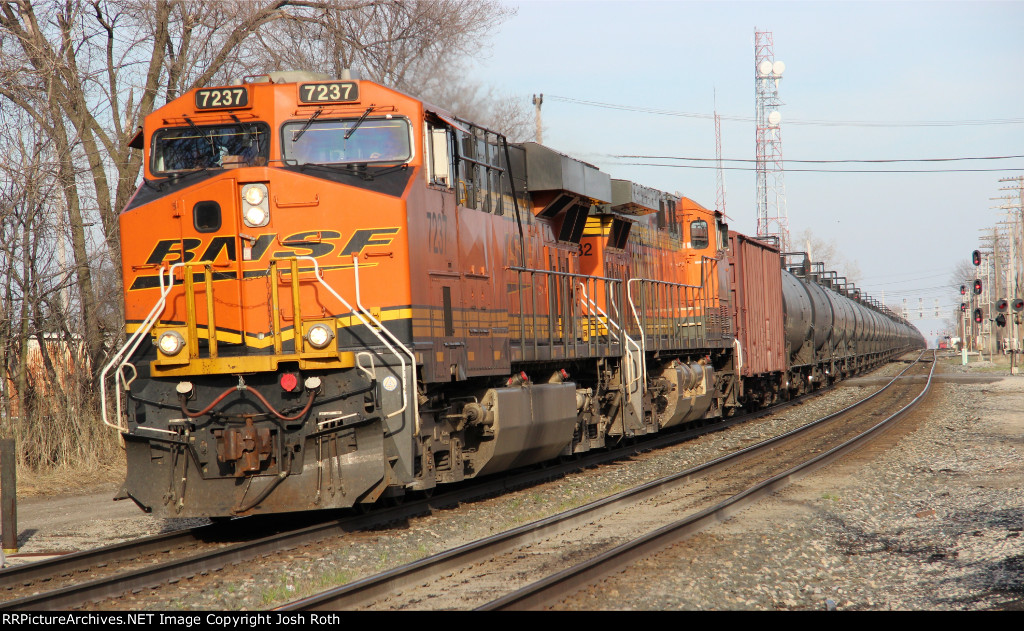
top-left (992, 176), bottom-right (1024, 372)
top-left (532, 94), bottom-right (543, 144)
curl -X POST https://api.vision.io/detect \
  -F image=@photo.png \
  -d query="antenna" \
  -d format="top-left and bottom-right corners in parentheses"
top-left (532, 93), bottom-right (543, 144)
top-left (754, 28), bottom-right (790, 251)
top-left (714, 89), bottom-right (727, 217)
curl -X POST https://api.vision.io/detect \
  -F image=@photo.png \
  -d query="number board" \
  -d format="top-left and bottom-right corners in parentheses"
top-left (299, 82), bottom-right (359, 104)
top-left (194, 87), bottom-right (250, 110)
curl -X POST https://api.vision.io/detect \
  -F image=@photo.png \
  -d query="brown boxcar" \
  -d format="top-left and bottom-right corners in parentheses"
top-left (727, 232), bottom-right (786, 395)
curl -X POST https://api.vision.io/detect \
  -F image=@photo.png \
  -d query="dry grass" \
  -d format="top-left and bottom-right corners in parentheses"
top-left (16, 455), bottom-right (126, 498)
top-left (3, 372), bottom-right (128, 498)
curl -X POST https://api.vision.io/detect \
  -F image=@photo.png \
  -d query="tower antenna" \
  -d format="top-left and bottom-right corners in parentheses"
top-left (714, 88), bottom-right (727, 218)
top-left (532, 93), bottom-right (544, 144)
top-left (754, 28), bottom-right (790, 250)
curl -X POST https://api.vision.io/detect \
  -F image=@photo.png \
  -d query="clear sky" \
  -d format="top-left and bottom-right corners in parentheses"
top-left (469, 0), bottom-right (1024, 346)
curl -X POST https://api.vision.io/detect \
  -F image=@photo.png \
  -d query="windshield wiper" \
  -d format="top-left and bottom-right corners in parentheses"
top-left (369, 163), bottom-right (410, 179)
top-left (299, 161), bottom-right (367, 179)
top-left (231, 114), bottom-right (261, 156)
top-left (344, 107), bottom-right (374, 139)
top-left (183, 115), bottom-right (216, 152)
top-left (292, 107), bottom-right (323, 143)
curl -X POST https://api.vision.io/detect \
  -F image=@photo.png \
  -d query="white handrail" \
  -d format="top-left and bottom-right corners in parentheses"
top-left (578, 282), bottom-right (643, 395)
top-left (351, 255), bottom-right (420, 430)
top-left (576, 282), bottom-right (621, 342)
top-left (297, 256), bottom-right (419, 434)
top-left (625, 278), bottom-right (648, 390)
top-left (100, 263), bottom-right (182, 431)
top-left (101, 257), bottom-right (421, 436)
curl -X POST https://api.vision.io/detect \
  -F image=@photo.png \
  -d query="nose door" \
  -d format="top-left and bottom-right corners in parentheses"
top-left (174, 177), bottom-right (249, 347)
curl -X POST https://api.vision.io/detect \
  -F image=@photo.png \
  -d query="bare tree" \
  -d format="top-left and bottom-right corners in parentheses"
top-left (0, 102), bottom-right (109, 469)
top-left (794, 228), bottom-right (862, 284)
top-left (252, 0), bottom-right (529, 138)
top-left (254, 1), bottom-right (513, 89)
top-left (416, 65), bottom-right (534, 140)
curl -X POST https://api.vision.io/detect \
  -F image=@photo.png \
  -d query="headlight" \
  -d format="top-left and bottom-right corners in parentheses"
top-left (244, 205), bottom-right (267, 226)
top-left (244, 186), bottom-right (265, 205)
top-left (241, 183), bottom-right (269, 227)
top-left (306, 324), bottom-right (334, 349)
top-left (158, 331), bottom-right (186, 356)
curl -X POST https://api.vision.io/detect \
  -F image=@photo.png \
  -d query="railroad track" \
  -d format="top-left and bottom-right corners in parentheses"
top-left (278, 350), bottom-right (935, 611)
top-left (0, 355), bottom-right (911, 611)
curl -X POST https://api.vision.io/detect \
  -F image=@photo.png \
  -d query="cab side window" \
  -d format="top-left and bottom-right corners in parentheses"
top-left (690, 220), bottom-right (709, 249)
top-left (425, 122), bottom-right (453, 187)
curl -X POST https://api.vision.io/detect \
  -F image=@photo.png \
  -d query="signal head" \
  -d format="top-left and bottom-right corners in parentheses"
top-left (997, 299), bottom-right (1009, 312)
top-left (1014, 298), bottom-right (1024, 312)
top-left (973, 279), bottom-right (983, 295)
top-left (960, 285), bottom-right (966, 296)
top-left (972, 250), bottom-right (982, 266)
top-left (996, 314), bottom-right (1007, 328)
top-left (960, 302), bottom-right (967, 312)
top-left (974, 308), bottom-right (983, 323)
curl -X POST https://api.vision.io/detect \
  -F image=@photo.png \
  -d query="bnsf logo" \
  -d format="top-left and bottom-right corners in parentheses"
top-left (129, 228), bottom-right (398, 291)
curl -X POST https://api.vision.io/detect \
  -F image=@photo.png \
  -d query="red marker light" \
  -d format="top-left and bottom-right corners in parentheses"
top-left (280, 372), bottom-right (299, 392)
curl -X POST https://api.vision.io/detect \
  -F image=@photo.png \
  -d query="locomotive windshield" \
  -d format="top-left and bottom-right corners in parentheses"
top-left (151, 122), bottom-right (270, 173)
top-left (281, 117), bottom-right (412, 165)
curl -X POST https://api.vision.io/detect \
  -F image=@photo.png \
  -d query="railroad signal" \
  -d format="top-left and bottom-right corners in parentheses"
top-left (972, 250), bottom-right (982, 266)
top-left (997, 299), bottom-right (1009, 312)
top-left (960, 302), bottom-right (967, 312)
top-left (1014, 298), bottom-right (1024, 312)
top-left (996, 314), bottom-right (1007, 328)
top-left (960, 285), bottom-right (966, 296)
top-left (973, 279), bottom-right (983, 295)
top-left (974, 308), bottom-right (983, 323)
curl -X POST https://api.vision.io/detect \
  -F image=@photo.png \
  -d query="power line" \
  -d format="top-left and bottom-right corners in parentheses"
top-left (858, 270), bottom-right (959, 283)
top-left (547, 95), bottom-right (1024, 127)
top-left (615, 154), bottom-right (1024, 164)
top-left (617, 162), bottom-right (1024, 174)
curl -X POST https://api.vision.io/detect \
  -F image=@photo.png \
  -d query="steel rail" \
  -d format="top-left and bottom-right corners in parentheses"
top-left (0, 523), bottom-right (224, 591)
top-left (279, 351), bottom-right (926, 611)
top-left (480, 350), bottom-right (936, 610)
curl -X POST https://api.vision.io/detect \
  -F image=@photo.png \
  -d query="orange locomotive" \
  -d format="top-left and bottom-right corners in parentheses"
top-left (102, 72), bottom-right (918, 517)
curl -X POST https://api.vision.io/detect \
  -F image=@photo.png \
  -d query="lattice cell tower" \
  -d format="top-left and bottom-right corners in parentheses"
top-left (754, 29), bottom-right (790, 252)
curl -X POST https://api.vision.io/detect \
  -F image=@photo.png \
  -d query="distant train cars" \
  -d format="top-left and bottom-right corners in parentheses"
top-left (102, 72), bottom-right (923, 517)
